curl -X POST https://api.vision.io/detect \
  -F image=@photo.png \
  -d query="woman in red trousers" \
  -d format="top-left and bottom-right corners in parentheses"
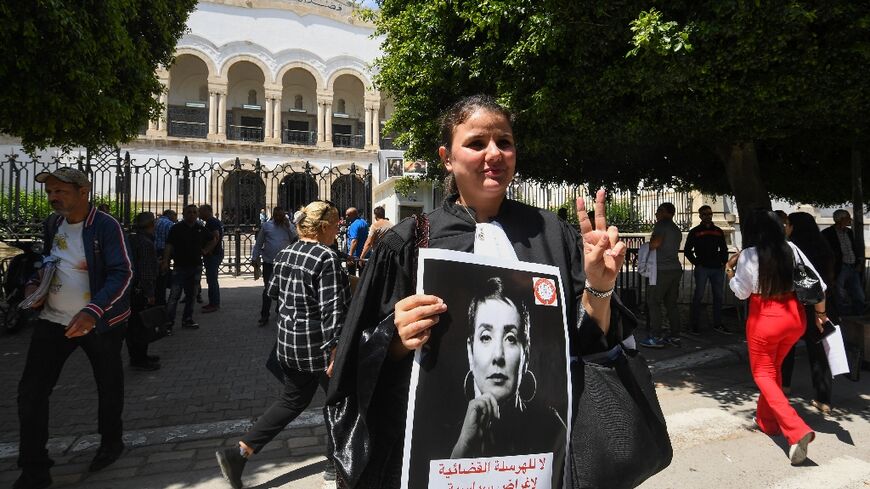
top-left (727, 209), bottom-right (827, 465)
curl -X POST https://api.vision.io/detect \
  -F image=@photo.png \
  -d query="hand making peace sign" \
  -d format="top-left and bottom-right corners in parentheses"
top-left (576, 189), bottom-right (627, 292)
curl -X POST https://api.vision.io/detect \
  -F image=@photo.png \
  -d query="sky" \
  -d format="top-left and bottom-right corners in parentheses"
top-left (359, 0), bottom-right (378, 8)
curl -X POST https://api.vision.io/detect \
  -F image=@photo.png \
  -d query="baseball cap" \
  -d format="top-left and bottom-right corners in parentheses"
top-left (35, 167), bottom-right (91, 187)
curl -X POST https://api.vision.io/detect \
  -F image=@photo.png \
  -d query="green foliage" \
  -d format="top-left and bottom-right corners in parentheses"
top-left (627, 9), bottom-right (692, 57)
top-left (0, 191), bottom-right (52, 227)
top-left (371, 0), bottom-right (870, 206)
top-left (393, 175), bottom-right (423, 197)
top-left (549, 199), bottom-right (579, 226)
top-left (0, 190), bottom-right (140, 229)
top-left (0, 0), bottom-right (198, 153)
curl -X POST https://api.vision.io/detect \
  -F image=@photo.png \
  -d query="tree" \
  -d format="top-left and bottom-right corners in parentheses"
top-left (368, 1), bottom-right (870, 224)
top-left (0, 0), bottom-right (198, 153)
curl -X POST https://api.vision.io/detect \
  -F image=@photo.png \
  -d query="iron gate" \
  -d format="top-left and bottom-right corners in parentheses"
top-left (0, 152), bottom-right (372, 275)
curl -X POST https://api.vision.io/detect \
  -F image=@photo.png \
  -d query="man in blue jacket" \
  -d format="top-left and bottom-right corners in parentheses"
top-left (15, 168), bottom-right (132, 489)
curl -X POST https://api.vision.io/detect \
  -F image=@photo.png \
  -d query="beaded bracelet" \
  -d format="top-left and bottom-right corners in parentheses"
top-left (584, 280), bottom-right (615, 299)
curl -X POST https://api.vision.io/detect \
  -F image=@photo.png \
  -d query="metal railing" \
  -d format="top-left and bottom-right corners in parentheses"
top-left (227, 125), bottom-right (264, 142)
top-left (283, 129), bottom-right (317, 146)
top-left (333, 133), bottom-right (364, 149)
top-left (0, 154), bottom-right (372, 276)
top-left (168, 120), bottom-right (208, 139)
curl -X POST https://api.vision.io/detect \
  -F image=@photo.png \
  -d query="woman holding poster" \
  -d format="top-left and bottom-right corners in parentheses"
top-left (327, 95), bottom-right (631, 488)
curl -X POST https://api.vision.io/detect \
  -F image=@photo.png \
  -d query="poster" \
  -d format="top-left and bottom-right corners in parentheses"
top-left (401, 249), bottom-right (571, 489)
top-left (404, 160), bottom-right (427, 176)
top-left (388, 157), bottom-right (405, 177)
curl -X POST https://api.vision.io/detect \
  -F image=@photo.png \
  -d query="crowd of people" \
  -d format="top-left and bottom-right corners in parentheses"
top-left (11, 94), bottom-right (866, 489)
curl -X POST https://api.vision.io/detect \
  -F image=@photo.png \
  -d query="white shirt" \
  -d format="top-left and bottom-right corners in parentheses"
top-left (473, 221), bottom-right (518, 261)
top-left (729, 241), bottom-right (827, 300)
top-left (41, 220), bottom-right (91, 325)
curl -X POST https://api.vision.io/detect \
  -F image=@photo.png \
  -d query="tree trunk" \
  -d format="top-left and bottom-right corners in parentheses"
top-left (716, 141), bottom-right (772, 248)
top-left (852, 148), bottom-right (865, 276)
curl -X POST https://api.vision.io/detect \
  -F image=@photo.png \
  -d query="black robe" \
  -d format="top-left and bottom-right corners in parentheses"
top-left (327, 196), bottom-right (634, 488)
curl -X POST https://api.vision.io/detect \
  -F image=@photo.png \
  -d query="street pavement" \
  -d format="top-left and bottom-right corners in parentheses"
top-left (0, 276), bottom-right (866, 488)
top-left (641, 348), bottom-right (870, 488)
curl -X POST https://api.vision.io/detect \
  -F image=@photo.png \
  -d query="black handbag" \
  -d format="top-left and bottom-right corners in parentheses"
top-left (793, 248), bottom-right (824, 305)
top-left (131, 305), bottom-right (168, 343)
top-left (570, 342), bottom-right (672, 489)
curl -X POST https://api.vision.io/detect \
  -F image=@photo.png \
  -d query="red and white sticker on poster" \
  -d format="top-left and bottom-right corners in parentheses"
top-left (532, 277), bottom-right (558, 306)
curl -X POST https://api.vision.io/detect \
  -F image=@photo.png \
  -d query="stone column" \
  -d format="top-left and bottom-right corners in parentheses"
top-left (147, 101), bottom-right (158, 134)
top-left (217, 91), bottom-right (227, 141)
top-left (264, 96), bottom-right (274, 143)
top-left (371, 107), bottom-right (380, 150)
top-left (208, 92), bottom-right (217, 136)
top-left (273, 97), bottom-right (282, 141)
top-left (364, 94), bottom-right (381, 150)
top-left (157, 92), bottom-right (168, 136)
top-left (324, 102), bottom-right (333, 146)
top-left (364, 107), bottom-right (373, 148)
top-left (317, 101), bottom-right (325, 143)
top-left (316, 90), bottom-right (334, 148)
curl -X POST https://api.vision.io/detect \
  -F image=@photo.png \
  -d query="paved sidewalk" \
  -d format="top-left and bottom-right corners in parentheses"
top-left (0, 276), bottom-right (752, 487)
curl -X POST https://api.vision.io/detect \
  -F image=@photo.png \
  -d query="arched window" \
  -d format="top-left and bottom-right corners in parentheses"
top-left (199, 85), bottom-right (208, 102)
top-left (294, 95), bottom-right (303, 110)
top-left (248, 90), bottom-right (258, 105)
top-left (336, 98), bottom-right (346, 114)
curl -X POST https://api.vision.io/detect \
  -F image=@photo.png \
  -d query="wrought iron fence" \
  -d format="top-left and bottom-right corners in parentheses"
top-left (507, 178), bottom-right (694, 232)
top-left (0, 152), bottom-right (372, 275)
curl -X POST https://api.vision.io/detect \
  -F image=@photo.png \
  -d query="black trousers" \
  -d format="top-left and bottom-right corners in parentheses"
top-left (781, 306), bottom-right (833, 404)
top-left (241, 367), bottom-right (328, 453)
top-left (155, 268), bottom-right (169, 306)
top-left (260, 262), bottom-right (278, 320)
top-left (17, 319), bottom-right (126, 470)
top-left (125, 298), bottom-right (151, 363)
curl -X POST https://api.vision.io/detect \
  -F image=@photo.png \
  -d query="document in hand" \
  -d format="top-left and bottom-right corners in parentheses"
top-left (821, 324), bottom-right (850, 377)
top-left (18, 256), bottom-right (58, 310)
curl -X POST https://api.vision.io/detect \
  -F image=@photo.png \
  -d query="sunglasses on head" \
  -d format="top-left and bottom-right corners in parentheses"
top-left (310, 200), bottom-right (337, 220)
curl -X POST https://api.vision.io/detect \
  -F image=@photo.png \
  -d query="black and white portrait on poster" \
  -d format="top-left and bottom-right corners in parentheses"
top-left (401, 248), bottom-right (571, 489)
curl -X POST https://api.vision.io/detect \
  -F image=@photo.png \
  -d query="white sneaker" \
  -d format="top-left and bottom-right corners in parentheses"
top-left (789, 432), bottom-right (814, 465)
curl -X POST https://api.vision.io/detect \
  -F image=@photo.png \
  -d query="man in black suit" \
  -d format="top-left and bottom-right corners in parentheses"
top-left (822, 209), bottom-right (866, 315)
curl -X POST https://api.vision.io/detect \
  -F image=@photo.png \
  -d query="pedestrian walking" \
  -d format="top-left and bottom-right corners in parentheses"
top-left (215, 200), bottom-right (350, 489)
top-left (684, 205), bottom-right (730, 335)
top-left (641, 202), bottom-right (684, 348)
top-left (126, 212), bottom-right (161, 371)
top-left (727, 209), bottom-right (826, 465)
top-left (344, 206), bottom-right (368, 276)
top-left (15, 168), bottom-right (132, 489)
top-left (822, 209), bottom-right (866, 315)
top-left (153, 209), bottom-right (177, 305)
top-left (199, 204), bottom-right (224, 313)
top-left (326, 95), bottom-right (630, 488)
top-left (251, 206), bottom-right (298, 326)
top-left (358, 205), bottom-right (392, 262)
top-left (162, 204), bottom-right (209, 333)
top-left (781, 212), bottom-right (836, 414)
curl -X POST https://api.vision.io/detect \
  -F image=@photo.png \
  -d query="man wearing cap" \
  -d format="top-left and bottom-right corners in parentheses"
top-left (16, 168), bottom-right (132, 489)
